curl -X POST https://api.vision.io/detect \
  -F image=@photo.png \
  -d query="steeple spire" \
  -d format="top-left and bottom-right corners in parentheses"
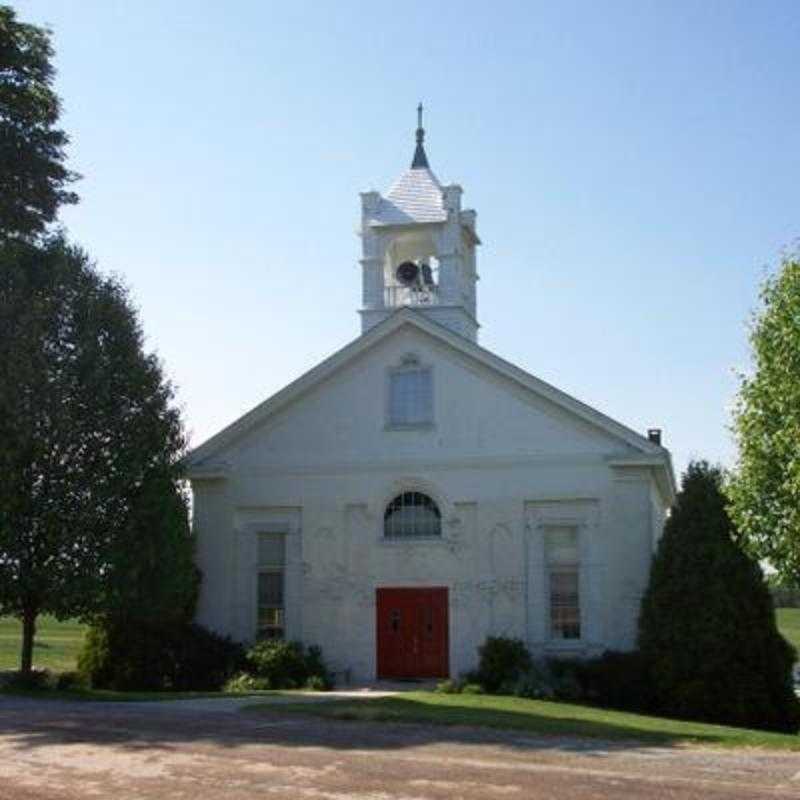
top-left (411, 102), bottom-right (429, 169)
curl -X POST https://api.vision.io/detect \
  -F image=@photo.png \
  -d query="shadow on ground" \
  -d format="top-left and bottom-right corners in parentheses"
top-left (247, 695), bottom-right (797, 750)
top-left (0, 693), bottom-right (784, 760)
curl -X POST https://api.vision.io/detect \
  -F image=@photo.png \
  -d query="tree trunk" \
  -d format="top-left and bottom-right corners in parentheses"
top-left (20, 609), bottom-right (37, 675)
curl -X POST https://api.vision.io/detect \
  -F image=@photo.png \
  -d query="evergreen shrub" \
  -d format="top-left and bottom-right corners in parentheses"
top-left (573, 651), bottom-right (652, 712)
top-left (475, 636), bottom-right (532, 693)
top-left (638, 461), bottom-right (800, 732)
top-left (78, 621), bottom-right (244, 691)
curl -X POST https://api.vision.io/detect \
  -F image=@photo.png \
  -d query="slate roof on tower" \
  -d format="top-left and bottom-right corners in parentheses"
top-left (367, 167), bottom-right (447, 227)
top-left (365, 104), bottom-right (449, 227)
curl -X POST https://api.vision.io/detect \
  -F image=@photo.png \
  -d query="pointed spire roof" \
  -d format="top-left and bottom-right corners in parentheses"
top-left (365, 104), bottom-right (448, 227)
top-left (411, 102), bottom-right (429, 169)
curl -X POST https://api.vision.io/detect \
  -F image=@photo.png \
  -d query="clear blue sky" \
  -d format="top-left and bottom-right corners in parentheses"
top-left (15, 1), bottom-right (800, 474)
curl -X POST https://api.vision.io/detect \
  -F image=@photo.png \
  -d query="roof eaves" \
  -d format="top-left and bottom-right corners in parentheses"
top-left (607, 455), bottom-right (677, 505)
top-left (403, 312), bottom-right (667, 457)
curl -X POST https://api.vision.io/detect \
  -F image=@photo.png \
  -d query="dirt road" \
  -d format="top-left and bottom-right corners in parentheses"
top-left (1, 696), bottom-right (799, 799)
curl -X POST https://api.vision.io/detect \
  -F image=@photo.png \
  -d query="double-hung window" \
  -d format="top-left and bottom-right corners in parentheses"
top-left (545, 526), bottom-right (581, 640)
top-left (388, 363), bottom-right (432, 427)
top-left (257, 532), bottom-right (286, 640)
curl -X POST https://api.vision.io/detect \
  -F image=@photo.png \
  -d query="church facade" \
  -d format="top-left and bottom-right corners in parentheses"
top-left (186, 115), bottom-right (675, 683)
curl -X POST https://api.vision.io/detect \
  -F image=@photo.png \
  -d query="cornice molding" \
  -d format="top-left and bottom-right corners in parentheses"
top-left (188, 452), bottom-right (620, 481)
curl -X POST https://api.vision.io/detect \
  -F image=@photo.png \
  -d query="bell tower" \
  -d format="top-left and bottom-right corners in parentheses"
top-left (358, 106), bottom-right (481, 341)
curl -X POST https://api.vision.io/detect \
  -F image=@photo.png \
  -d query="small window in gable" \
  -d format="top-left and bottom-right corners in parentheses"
top-left (388, 359), bottom-right (433, 427)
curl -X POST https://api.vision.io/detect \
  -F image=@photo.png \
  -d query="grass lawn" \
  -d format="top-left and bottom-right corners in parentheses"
top-left (1, 686), bottom-right (287, 702)
top-left (777, 607), bottom-right (800, 652)
top-left (255, 691), bottom-right (800, 750)
top-left (0, 615), bottom-right (86, 672)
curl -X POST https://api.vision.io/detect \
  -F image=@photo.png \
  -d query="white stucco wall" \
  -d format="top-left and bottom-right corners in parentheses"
top-left (190, 324), bottom-right (669, 682)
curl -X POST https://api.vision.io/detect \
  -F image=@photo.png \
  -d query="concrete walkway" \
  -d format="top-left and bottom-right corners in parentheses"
top-left (111, 686), bottom-right (403, 714)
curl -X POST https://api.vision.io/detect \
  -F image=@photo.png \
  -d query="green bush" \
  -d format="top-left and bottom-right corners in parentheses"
top-left (638, 461), bottom-right (800, 733)
top-left (77, 626), bottom-right (115, 687)
top-left (223, 672), bottom-right (271, 693)
top-left (574, 651), bottom-right (652, 712)
top-left (510, 662), bottom-right (555, 700)
top-left (434, 677), bottom-right (484, 695)
top-left (55, 671), bottom-right (86, 691)
top-left (475, 636), bottom-right (532, 693)
top-left (304, 675), bottom-right (330, 692)
top-left (304, 645), bottom-right (333, 690)
top-left (245, 640), bottom-right (332, 690)
top-left (246, 640), bottom-right (307, 688)
top-left (545, 658), bottom-right (584, 702)
top-left (498, 659), bottom-right (584, 702)
top-left (170, 624), bottom-right (246, 691)
top-left (78, 620), bottom-right (245, 691)
top-left (0, 668), bottom-right (54, 691)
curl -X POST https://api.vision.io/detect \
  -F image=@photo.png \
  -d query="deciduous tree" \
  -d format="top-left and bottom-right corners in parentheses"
top-left (729, 251), bottom-right (800, 582)
top-left (0, 237), bottom-right (185, 674)
top-left (0, 4), bottom-right (79, 241)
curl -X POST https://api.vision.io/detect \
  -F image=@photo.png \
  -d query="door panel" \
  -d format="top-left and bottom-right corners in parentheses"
top-left (376, 587), bottom-right (448, 679)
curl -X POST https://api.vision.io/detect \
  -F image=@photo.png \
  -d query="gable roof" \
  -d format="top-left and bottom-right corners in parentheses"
top-left (186, 309), bottom-right (676, 500)
top-left (367, 167), bottom-right (447, 227)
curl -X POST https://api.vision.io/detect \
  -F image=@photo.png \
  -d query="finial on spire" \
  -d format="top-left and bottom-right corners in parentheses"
top-left (411, 101), bottom-right (429, 169)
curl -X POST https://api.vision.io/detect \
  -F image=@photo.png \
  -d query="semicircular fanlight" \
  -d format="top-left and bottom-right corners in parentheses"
top-left (384, 492), bottom-right (441, 538)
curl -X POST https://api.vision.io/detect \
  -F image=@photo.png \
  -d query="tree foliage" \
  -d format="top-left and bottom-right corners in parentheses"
top-left (0, 237), bottom-right (186, 673)
top-left (639, 461), bottom-right (799, 732)
top-left (103, 469), bottom-right (200, 628)
top-left (0, 4), bottom-right (79, 241)
top-left (729, 251), bottom-right (800, 582)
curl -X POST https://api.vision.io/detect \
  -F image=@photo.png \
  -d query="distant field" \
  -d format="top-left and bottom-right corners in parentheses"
top-left (776, 608), bottom-right (800, 653)
top-left (0, 616), bottom-right (86, 672)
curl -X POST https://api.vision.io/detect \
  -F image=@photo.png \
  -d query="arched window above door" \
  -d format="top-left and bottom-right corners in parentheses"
top-left (384, 492), bottom-right (441, 538)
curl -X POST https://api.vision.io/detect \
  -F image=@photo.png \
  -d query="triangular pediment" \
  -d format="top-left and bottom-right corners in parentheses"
top-left (187, 310), bottom-right (673, 500)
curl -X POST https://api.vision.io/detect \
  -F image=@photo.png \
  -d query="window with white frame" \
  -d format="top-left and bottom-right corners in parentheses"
top-left (388, 361), bottom-right (433, 427)
top-left (545, 526), bottom-right (581, 640)
top-left (257, 532), bottom-right (286, 640)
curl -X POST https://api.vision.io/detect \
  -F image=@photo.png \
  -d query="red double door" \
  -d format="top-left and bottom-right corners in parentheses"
top-left (376, 587), bottom-right (449, 679)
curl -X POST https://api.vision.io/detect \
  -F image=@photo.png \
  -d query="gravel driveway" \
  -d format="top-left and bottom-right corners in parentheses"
top-left (1, 695), bottom-right (800, 799)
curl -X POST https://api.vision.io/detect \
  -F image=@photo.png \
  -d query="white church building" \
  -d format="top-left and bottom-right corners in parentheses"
top-left (186, 112), bottom-right (676, 682)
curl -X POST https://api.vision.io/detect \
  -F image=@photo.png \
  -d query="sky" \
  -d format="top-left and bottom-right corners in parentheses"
top-left (14, 0), bottom-right (800, 474)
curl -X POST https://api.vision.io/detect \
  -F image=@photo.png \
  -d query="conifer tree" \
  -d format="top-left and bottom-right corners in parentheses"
top-left (639, 461), bottom-right (799, 732)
